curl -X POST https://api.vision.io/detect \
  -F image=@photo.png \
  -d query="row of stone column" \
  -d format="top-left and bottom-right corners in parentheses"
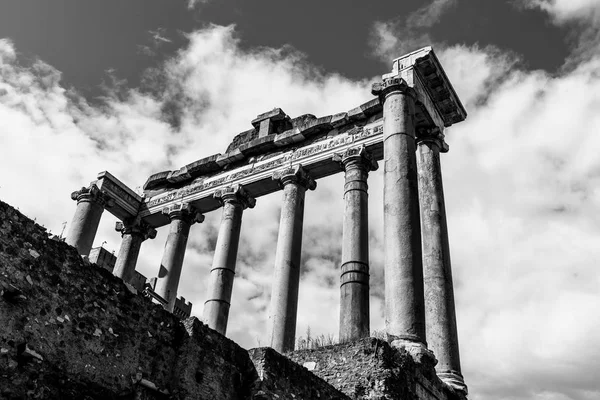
top-left (372, 76), bottom-right (465, 391)
top-left (64, 77), bottom-right (464, 391)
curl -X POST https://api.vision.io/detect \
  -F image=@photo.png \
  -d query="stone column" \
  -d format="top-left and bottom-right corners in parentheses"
top-left (268, 166), bottom-right (316, 353)
top-left (372, 77), bottom-right (429, 355)
top-left (203, 185), bottom-right (256, 335)
top-left (335, 146), bottom-right (378, 342)
top-left (113, 218), bottom-right (157, 283)
top-left (66, 185), bottom-right (113, 257)
top-left (417, 130), bottom-right (467, 393)
top-left (155, 203), bottom-right (204, 312)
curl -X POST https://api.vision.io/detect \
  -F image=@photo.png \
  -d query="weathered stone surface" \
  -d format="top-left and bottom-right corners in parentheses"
top-left (0, 200), bottom-right (256, 399)
top-left (338, 147), bottom-right (378, 342)
top-left (155, 204), bottom-right (203, 312)
top-left (373, 77), bottom-right (427, 346)
top-left (185, 154), bottom-right (222, 177)
top-left (203, 185), bottom-right (254, 335)
top-left (248, 347), bottom-right (350, 399)
top-left (268, 167), bottom-right (316, 353)
top-left (288, 338), bottom-right (465, 400)
top-left (417, 136), bottom-right (466, 393)
top-left (66, 185), bottom-right (109, 257)
top-left (143, 171), bottom-right (171, 191)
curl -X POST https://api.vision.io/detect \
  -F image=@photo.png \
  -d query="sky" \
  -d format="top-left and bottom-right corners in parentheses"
top-left (1, 0), bottom-right (600, 399)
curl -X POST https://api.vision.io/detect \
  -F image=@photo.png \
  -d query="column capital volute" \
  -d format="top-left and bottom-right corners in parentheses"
top-left (70, 184), bottom-right (115, 208)
top-left (214, 184), bottom-right (256, 209)
top-left (272, 165), bottom-right (317, 190)
top-left (161, 203), bottom-right (205, 224)
top-left (333, 145), bottom-right (379, 172)
top-left (115, 218), bottom-right (157, 241)
top-left (416, 127), bottom-right (449, 153)
top-left (371, 76), bottom-right (417, 101)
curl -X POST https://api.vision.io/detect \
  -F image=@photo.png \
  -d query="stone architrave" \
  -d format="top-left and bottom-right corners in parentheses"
top-left (203, 185), bottom-right (256, 335)
top-left (66, 185), bottom-right (114, 257)
top-left (268, 166), bottom-right (316, 353)
top-left (334, 146), bottom-right (378, 342)
top-left (113, 218), bottom-right (157, 283)
top-left (417, 130), bottom-right (467, 393)
top-left (372, 77), bottom-right (429, 356)
top-left (155, 203), bottom-right (204, 312)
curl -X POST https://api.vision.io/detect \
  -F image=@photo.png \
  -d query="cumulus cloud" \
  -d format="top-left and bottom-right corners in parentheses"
top-left (3, 5), bottom-right (600, 399)
top-left (368, 1), bottom-right (600, 398)
top-left (369, 0), bottom-right (457, 59)
top-left (0, 25), bottom-right (372, 349)
top-left (520, 0), bottom-right (600, 62)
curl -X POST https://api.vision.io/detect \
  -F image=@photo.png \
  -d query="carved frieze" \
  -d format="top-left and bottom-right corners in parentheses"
top-left (143, 121), bottom-right (383, 213)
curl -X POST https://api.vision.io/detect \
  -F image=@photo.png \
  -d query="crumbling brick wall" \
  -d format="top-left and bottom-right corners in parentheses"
top-left (0, 199), bottom-right (460, 400)
top-left (0, 200), bottom-right (256, 399)
top-left (288, 338), bottom-right (460, 400)
top-left (249, 347), bottom-right (350, 399)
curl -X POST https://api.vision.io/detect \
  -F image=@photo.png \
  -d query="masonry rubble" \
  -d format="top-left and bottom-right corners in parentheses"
top-left (1, 198), bottom-right (465, 399)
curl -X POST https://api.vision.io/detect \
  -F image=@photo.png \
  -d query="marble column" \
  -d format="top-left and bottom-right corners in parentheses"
top-left (66, 185), bottom-right (113, 257)
top-left (155, 203), bottom-right (204, 312)
top-left (203, 185), bottom-right (256, 335)
top-left (113, 218), bottom-right (157, 283)
top-left (417, 130), bottom-right (467, 393)
top-left (336, 146), bottom-right (378, 342)
top-left (268, 166), bottom-right (316, 353)
top-left (372, 77), bottom-right (428, 353)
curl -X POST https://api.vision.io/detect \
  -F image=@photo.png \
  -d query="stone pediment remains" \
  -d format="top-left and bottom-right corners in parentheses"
top-left (142, 46), bottom-right (466, 196)
top-left (60, 46), bottom-right (470, 398)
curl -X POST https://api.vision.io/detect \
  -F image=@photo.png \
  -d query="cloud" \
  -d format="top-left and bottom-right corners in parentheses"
top-left (368, 0), bottom-right (600, 397)
top-left (369, 0), bottom-right (457, 59)
top-left (187, 0), bottom-right (211, 10)
top-left (519, 0), bottom-right (600, 62)
top-left (0, 25), bottom-right (372, 350)
top-left (3, 12), bottom-right (600, 400)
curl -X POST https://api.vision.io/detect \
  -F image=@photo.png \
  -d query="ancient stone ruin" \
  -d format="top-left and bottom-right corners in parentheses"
top-left (2, 47), bottom-right (469, 399)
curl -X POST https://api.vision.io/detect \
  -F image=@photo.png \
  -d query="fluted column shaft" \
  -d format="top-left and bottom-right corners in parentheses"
top-left (113, 219), bottom-right (157, 283)
top-left (268, 166), bottom-right (316, 353)
top-left (66, 185), bottom-right (112, 257)
top-left (338, 147), bottom-right (378, 342)
top-left (204, 185), bottom-right (255, 335)
top-left (373, 77), bottom-right (426, 347)
top-left (155, 204), bottom-right (203, 312)
top-left (417, 134), bottom-right (466, 392)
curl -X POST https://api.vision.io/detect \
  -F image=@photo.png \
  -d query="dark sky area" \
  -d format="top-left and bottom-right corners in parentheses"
top-left (0, 0), bottom-right (570, 98)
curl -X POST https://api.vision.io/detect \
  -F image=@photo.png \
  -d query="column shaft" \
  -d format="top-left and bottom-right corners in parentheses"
top-left (203, 199), bottom-right (245, 335)
top-left (65, 186), bottom-right (107, 257)
top-left (113, 233), bottom-right (144, 282)
top-left (339, 151), bottom-right (375, 342)
top-left (418, 139), bottom-right (465, 389)
top-left (155, 206), bottom-right (202, 312)
top-left (268, 167), bottom-right (315, 353)
top-left (113, 221), bottom-right (156, 283)
top-left (378, 82), bottom-right (426, 345)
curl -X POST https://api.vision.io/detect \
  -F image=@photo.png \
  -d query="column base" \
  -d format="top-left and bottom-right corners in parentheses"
top-left (390, 338), bottom-right (437, 368)
top-left (437, 371), bottom-right (468, 395)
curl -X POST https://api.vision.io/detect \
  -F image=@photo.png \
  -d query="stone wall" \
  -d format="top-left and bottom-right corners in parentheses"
top-left (249, 347), bottom-right (350, 399)
top-left (288, 338), bottom-right (464, 400)
top-left (0, 200), bottom-right (257, 399)
top-left (0, 199), bottom-right (464, 400)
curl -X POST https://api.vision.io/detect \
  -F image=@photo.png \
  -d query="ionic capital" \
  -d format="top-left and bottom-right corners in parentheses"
top-left (333, 146), bottom-right (379, 172)
top-left (70, 184), bottom-right (115, 208)
top-left (371, 76), bottom-right (417, 101)
top-left (115, 218), bottom-right (157, 241)
top-left (214, 184), bottom-right (256, 209)
top-left (272, 165), bottom-right (317, 191)
top-left (416, 128), bottom-right (449, 153)
top-left (162, 203), bottom-right (204, 225)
